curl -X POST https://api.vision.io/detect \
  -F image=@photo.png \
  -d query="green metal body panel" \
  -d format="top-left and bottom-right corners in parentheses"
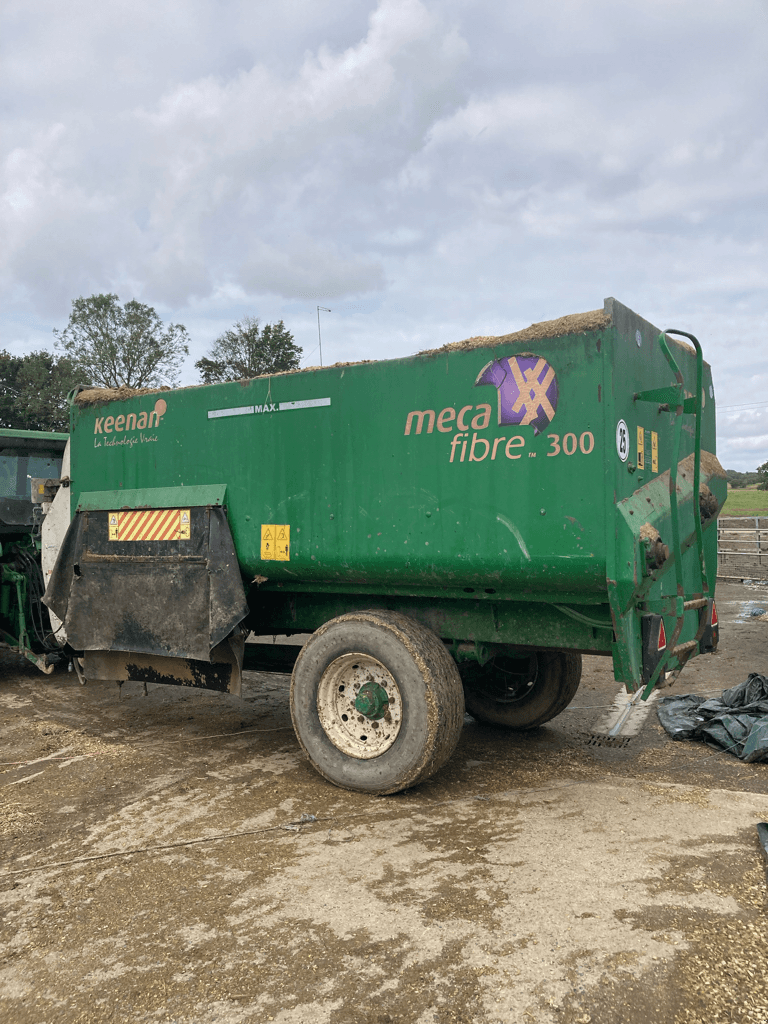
top-left (0, 428), bottom-right (69, 444)
top-left (248, 591), bottom-right (611, 652)
top-left (65, 298), bottom-right (725, 692)
top-left (77, 484), bottom-right (227, 511)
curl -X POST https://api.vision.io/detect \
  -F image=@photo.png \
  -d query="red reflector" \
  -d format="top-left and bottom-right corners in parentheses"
top-left (711, 602), bottom-right (718, 627)
top-left (658, 619), bottom-right (667, 652)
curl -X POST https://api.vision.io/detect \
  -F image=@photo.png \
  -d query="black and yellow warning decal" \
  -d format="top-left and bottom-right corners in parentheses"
top-left (636, 428), bottom-right (659, 474)
top-left (260, 524), bottom-right (290, 561)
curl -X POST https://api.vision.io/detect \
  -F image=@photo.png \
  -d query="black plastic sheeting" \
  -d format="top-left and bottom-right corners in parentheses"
top-left (657, 674), bottom-right (768, 762)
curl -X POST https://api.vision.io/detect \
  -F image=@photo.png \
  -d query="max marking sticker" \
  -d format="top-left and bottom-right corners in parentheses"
top-left (208, 398), bottom-right (331, 419)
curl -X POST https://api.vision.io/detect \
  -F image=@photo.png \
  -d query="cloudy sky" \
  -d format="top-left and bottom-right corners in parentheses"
top-left (2, 0), bottom-right (766, 469)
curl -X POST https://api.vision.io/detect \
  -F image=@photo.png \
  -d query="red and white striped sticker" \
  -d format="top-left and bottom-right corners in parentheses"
top-left (108, 508), bottom-right (191, 542)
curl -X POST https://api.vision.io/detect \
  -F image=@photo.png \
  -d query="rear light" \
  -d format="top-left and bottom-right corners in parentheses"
top-left (657, 618), bottom-right (667, 652)
top-left (700, 599), bottom-right (719, 653)
top-left (642, 598), bottom-right (718, 684)
top-left (641, 614), bottom-right (667, 683)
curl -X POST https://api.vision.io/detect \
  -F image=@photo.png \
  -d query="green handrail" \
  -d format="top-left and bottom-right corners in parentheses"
top-left (634, 329), bottom-right (706, 696)
top-left (661, 329), bottom-right (707, 597)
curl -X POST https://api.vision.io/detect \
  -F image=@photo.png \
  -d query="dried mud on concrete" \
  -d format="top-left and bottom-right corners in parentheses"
top-left (2, 582), bottom-right (768, 1024)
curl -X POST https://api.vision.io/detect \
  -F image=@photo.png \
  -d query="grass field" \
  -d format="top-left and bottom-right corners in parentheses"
top-left (721, 489), bottom-right (768, 517)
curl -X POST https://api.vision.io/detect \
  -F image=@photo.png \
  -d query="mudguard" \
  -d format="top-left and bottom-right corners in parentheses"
top-left (44, 504), bottom-right (248, 665)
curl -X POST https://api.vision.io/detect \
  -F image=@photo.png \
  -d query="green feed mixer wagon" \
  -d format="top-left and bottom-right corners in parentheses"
top-left (44, 298), bottom-right (725, 793)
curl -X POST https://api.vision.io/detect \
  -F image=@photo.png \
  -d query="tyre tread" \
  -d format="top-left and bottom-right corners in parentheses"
top-left (291, 610), bottom-right (464, 794)
top-left (463, 650), bottom-right (582, 729)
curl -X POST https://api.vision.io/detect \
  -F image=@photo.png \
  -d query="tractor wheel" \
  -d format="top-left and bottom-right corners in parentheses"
top-left (290, 610), bottom-right (464, 794)
top-left (461, 650), bottom-right (581, 729)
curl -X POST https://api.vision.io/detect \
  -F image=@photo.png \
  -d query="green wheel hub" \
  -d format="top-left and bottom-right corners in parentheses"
top-left (354, 681), bottom-right (390, 720)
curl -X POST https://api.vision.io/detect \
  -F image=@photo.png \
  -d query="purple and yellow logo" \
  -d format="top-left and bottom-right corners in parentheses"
top-left (475, 355), bottom-right (558, 436)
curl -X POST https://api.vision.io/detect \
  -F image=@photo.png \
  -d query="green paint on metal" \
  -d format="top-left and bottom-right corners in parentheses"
top-left (632, 385), bottom-right (682, 406)
top-left (0, 428), bottom-right (68, 443)
top-left (354, 681), bottom-right (390, 720)
top-left (248, 590), bottom-right (615, 654)
top-left (630, 327), bottom-right (715, 688)
top-left (553, 604), bottom-right (613, 630)
top-left (76, 485), bottom-right (227, 512)
top-left (257, 580), bottom-right (611, 605)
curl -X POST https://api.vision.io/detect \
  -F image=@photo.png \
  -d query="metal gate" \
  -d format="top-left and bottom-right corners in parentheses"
top-left (717, 515), bottom-right (768, 580)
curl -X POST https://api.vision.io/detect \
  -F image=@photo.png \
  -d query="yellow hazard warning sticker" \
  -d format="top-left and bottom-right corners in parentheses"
top-left (651, 431), bottom-right (659, 473)
top-left (636, 426), bottom-right (645, 470)
top-left (108, 509), bottom-right (191, 542)
top-left (261, 524), bottom-right (290, 561)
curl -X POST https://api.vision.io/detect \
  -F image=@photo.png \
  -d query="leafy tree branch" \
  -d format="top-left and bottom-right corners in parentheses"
top-left (54, 293), bottom-right (189, 388)
top-left (0, 350), bottom-right (79, 432)
top-left (195, 317), bottom-right (301, 384)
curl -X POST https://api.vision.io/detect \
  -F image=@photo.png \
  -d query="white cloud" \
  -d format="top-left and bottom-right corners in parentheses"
top-left (1, 0), bottom-right (766, 467)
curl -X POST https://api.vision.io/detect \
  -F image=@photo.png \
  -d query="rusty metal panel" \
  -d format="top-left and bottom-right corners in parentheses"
top-left (83, 631), bottom-right (244, 695)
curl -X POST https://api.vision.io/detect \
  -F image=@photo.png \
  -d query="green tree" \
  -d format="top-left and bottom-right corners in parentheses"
top-left (0, 350), bottom-right (79, 432)
top-left (54, 293), bottom-right (189, 388)
top-left (195, 317), bottom-right (301, 384)
top-left (757, 460), bottom-right (768, 491)
top-left (725, 468), bottom-right (764, 489)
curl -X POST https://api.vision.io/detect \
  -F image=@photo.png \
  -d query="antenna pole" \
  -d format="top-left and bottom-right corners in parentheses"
top-left (317, 306), bottom-right (331, 367)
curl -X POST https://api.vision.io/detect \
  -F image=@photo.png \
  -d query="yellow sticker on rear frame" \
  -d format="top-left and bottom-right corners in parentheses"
top-left (261, 524), bottom-right (290, 561)
top-left (108, 508), bottom-right (191, 542)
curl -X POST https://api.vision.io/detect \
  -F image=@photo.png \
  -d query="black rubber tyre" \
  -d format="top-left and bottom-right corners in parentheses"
top-left (461, 650), bottom-right (582, 729)
top-left (290, 610), bottom-right (465, 794)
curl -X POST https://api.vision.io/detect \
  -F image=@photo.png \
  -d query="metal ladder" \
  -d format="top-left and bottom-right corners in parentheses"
top-left (633, 329), bottom-right (711, 698)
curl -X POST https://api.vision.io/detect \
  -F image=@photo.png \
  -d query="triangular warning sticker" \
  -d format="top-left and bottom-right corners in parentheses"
top-left (181, 512), bottom-right (189, 523)
top-left (657, 619), bottom-right (667, 652)
top-left (110, 514), bottom-right (118, 525)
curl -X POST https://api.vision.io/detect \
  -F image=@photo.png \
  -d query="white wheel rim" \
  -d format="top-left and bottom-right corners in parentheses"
top-left (316, 653), bottom-right (403, 759)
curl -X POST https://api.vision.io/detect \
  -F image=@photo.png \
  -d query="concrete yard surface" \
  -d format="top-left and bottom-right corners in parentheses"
top-left (2, 580), bottom-right (768, 1024)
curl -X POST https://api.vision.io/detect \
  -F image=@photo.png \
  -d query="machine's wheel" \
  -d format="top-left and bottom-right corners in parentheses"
top-left (461, 650), bottom-right (581, 729)
top-left (290, 610), bottom-right (465, 794)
